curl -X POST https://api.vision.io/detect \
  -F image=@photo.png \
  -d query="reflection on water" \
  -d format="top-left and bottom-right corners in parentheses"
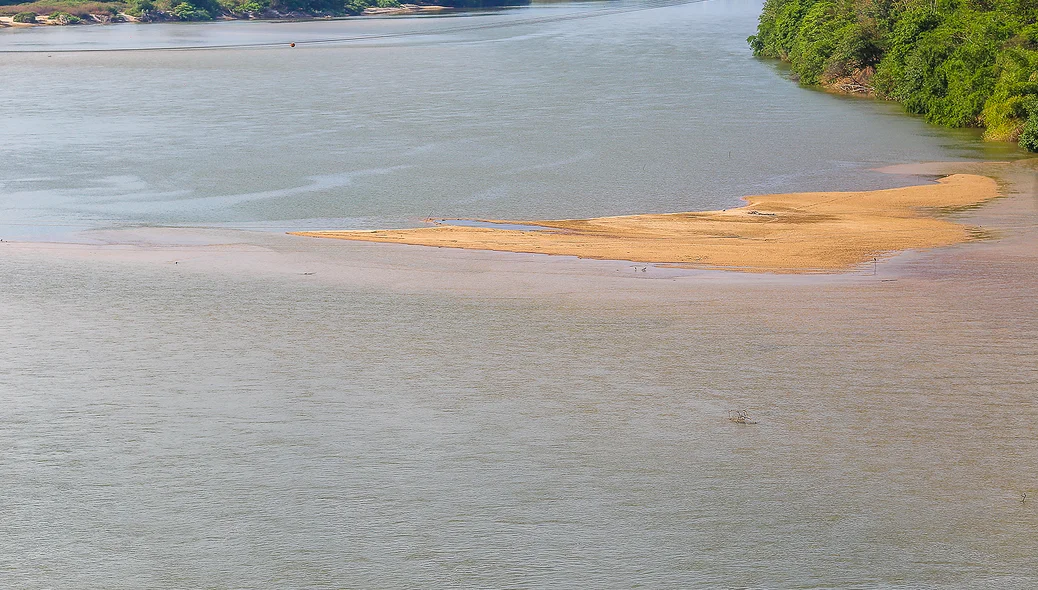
top-left (1, 1), bottom-right (1037, 587)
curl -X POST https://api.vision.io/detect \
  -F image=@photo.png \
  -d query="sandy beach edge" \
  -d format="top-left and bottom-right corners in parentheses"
top-left (289, 173), bottom-right (1001, 273)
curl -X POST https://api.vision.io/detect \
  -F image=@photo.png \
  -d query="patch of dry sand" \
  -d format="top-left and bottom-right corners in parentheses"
top-left (291, 174), bottom-right (999, 272)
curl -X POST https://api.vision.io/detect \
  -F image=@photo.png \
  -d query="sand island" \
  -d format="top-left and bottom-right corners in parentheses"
top-left (291, 174), bottom-right (999, 272)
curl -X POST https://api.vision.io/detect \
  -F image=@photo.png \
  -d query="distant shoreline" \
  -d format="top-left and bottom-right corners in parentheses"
top-left (0, 4), bottom-right (452, 28)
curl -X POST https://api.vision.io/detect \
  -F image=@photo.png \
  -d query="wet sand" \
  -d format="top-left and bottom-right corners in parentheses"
top-left (290, 173), bottom-right (1000, 272)
top-left (1, 162), bottom-right (1031, 296)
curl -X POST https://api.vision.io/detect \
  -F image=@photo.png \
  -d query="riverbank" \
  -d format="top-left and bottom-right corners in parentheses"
top-left (0, 2), bottom-right (452, 28)
top-left (748, 0), bottom-right (1038, 150)
top-left (289, 173), bottom-right (1001, 273)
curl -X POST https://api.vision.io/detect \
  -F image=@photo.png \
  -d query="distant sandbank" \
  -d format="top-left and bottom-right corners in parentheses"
top-left (290, 174), bottom-right (1000, 273)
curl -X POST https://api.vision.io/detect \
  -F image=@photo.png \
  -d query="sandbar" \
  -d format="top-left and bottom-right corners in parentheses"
top-left (290, 174), bottom-right (999, 272)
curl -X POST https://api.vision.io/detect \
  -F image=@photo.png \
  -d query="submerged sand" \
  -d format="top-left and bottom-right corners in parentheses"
top-left (291, 174), bottom-right (999, 272)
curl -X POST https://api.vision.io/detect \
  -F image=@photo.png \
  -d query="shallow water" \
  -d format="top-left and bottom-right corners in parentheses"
top-left (432, 218), bottom-right (551, 230)
top-left (3, 216), bottom-right (1037, 588)
top-left (2, 1), bottom-right (1038, 588)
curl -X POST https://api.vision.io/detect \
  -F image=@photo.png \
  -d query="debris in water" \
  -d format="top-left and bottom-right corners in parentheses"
top-left (728, 409), bottom-right (758, 425)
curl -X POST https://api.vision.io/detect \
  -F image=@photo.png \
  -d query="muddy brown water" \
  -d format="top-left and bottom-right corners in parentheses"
top-left (2, 1), bottom-right (1037, 587)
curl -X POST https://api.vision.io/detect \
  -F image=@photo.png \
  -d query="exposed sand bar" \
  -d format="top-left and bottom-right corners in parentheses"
top-left (291, 174), bottom-right (1000, 272)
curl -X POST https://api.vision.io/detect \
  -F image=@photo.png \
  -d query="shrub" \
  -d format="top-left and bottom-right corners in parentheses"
top-left (12, 10), bottom-right (36, 21)
top-left (981, 49), bottom-right (1038, 140)
top-left (269, 0), bottom-right (345, 13)
top-left (124, 0), bottom-right (154, 16)
top-left (219, 0), bottom-right (269, 14)
top-left (48, 10), bottom-right (80, 23)
top-left (1018, 112), bottom-right (1038, 151)
top-left (2, 2), bottom-right (118, 18)
top-left (236, 0), bottom-right (265, 12)
top-left (170, 1), bottom-right (212, 19)
top-left (343, 0), bottom-right (370, 14)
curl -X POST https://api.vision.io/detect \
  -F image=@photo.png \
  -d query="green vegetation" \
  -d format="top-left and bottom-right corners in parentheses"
top-left (749, 0), bottom-right (1038, 150)
top-left (218, 0), bottom-right (268, 15)
top-left (49, 9), bottom-right (81, 21)
top-left (168, 0), bottom-right (208, 18)
top-left (344, 0), bottom-right (399, 13)
top-left (123, 0), bottom-right (151, 15)
top-left (1020, 107), bottom-right (1038, 149)
top-left (11, 9), bottom-right (37, 20)
top-left (2, 1), bottom-right (124, 19)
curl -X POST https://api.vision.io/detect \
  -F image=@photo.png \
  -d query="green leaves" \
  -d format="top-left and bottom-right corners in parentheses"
top-left (1018, 111), bottom-right (1038, 149)
top-left (751, 0), bottom-right (1038, 149)
top-left (170, 1), bottom-right (212, 19)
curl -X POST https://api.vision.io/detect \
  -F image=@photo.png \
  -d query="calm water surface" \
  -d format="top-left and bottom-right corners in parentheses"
top-left (2, 1), bottom-right (1037, 587)
top-left (0, 0), bottom-right (1022, 241)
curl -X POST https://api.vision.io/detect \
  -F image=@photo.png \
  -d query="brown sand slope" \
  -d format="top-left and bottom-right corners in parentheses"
top-left (291, 174), bottom-right (999, 272)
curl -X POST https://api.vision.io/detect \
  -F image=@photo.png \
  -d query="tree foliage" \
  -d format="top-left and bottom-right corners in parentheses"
top-left (169, 1), bottom-right (211, 18)
top-left (3, 0), bottom-right (528, 21)
top-left (750, 0), bottom-right (1038, 150)
top-left (49, 9), bottom-right (81, 22)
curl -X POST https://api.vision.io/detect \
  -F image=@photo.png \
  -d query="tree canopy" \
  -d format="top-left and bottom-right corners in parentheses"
top-left (750, 0), bottom-right (1038, 148)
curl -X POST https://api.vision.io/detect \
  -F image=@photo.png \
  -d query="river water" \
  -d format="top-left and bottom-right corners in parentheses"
top-left (2, 1), bottom-right (1037, 587)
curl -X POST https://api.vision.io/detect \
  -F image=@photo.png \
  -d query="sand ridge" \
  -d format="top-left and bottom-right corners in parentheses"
top-left (290, 174), bottom-right (1000, 272)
